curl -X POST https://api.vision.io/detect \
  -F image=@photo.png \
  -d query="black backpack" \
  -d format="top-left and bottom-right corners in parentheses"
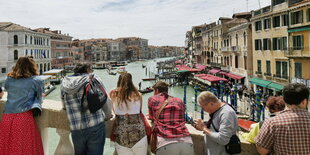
top-left (81, 74), bottom-right (108, 113)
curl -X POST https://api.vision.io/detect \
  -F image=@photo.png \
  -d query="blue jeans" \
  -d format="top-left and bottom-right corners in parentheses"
top-left (71, 122), bottom-right (106, 155)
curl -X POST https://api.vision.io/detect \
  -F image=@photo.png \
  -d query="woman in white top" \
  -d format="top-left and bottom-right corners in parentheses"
top-left (110, 72), bottom-right (147, 155)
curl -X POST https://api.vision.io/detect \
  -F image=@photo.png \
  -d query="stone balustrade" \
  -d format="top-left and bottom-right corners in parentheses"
top-left (0, 95), bottom-right (259, 155)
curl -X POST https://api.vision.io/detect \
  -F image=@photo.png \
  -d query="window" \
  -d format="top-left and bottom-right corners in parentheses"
top-left (1, 68), bottom-right (6, 73)
top-left (308, 8), bottom-right (310, 22)
top-left (291, 11), bottom-right (303, 25)
top-left (14, 50), bottom-right (18, 60)
top-left (276, 61), bottom-right (288, 78)
top-left (235, 55), bottom-right (238, 68)
top-left (295, 63), bottom-right (302, 78)
top-left (264, 18), bottom-right (271, 29)
top-left (30, 36), bottom-right (33, 44)
top-left (273, 38), bottom-right (283, 50)
top-left (273, 16), bottom-right (280, 28)
top-left (243, 32), bottom-right (246, 46)
top-left (293, 35), bottom-right (303, 50)
top-left (25, 35), bottom-right (27, 44)
top-left (257, 60), bottom-right (262, 73)
top-left (282, 37), bottom-right (287, 50)
top-left (266, 61), bottom-right (271, 74)
top-left (282, 62), bottom-right (288, 78)
top-left (255, 39), bottom-right (262, 50)
top-left (255, 21), bottom-right (262, 31)
top-left (282, 14), bottom-right (288, 26)
top-left (273, 0), bottom-right (285, 6)
top-left (236, 34), bottom-right (238, 46)
top-left (13, 35), bottom-right (18, 44)
top-left (244, 56), bottom-right (247, 70)
top-left (263, 38), bottom-right (271, 50)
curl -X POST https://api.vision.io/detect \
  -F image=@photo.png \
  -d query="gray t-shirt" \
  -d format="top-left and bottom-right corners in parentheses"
top-left (204, 104), bottom-right (238, 155)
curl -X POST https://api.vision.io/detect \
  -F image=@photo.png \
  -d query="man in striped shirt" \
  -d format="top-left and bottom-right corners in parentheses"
top-left (255, 83), bottom-right (310, 155)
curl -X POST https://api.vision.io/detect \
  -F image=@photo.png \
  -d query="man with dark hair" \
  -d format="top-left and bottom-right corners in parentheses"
top-left (255, 83), bottom-right (310, 155)
top-left (61, 63), bottom-right (111, 155)
top-left (148, 81), bottom-right (194, 155)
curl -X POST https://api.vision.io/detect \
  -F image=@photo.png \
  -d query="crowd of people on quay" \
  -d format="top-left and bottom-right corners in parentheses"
top-left (0, 57), bottom-right (309, 155)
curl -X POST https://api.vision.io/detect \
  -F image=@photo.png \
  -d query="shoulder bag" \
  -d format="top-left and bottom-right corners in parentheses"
top-left (150, 97), bottom-right (170, 154)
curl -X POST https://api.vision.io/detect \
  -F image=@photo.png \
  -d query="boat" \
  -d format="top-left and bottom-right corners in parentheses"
top-left (38, 75), bottom-right (55, 96)
top-left (139, 88), bottom-right (153, 94)
top-left (117, 67), bottom-right (127, 74)
top-left (93, 61), bottom-right (110, 69)
top-left (43, 69), bottom-right (65, 85)
top-left (142, 78), bottom-right (156, 81)
top-left (109, 72), bottom-right (117, 75)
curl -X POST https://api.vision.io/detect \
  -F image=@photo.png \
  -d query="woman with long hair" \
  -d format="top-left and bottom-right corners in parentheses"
top-left (0, 56), bottom-right (44, 154)
top-left (110, 73), bottom-right (148, 155)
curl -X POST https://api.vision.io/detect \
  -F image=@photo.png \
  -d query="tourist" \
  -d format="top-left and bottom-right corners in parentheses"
top-left (242, 96), bottom-right (286, 144)
top-left (148, 81), bottom-right (194, 155)
top-left (194, 91), bottom-right (238, 155)
top-left (255, 83), bottom-right (310, 155)
top-left (109, 72), bottom-right (148, 155)
top-left (61, 63), bottom-right (112, 155)
top-left (0, 87), bottom-right (3, 99)
top-left (0, 56), bottom-right (44, 154)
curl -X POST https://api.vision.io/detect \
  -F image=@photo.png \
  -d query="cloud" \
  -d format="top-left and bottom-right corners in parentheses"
top-left (0, 0), bottom-right (271, 46)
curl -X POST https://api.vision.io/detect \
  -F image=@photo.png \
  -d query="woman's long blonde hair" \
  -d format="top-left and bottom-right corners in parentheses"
top-left (115, 73), bottom-right (140, 108)
top-left (7, 56), bottom-right (38, 79)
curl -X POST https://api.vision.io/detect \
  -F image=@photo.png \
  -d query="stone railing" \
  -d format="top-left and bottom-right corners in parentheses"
top-left (0, 95), bottom-right (258, 155)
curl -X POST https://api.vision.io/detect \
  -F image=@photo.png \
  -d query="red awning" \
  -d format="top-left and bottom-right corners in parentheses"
top-left (219, 71), bottom-right (228, 75)
top-left (195, 64), bottom-right (207, 71)
top-left (225, 73), bottom-right (244, 80)
top-left (199, 74), bottom-right (228, 82)
top-left (209, 69), bottom-right (221, 74)
top-left (175, 60), bottom-right (183, 64)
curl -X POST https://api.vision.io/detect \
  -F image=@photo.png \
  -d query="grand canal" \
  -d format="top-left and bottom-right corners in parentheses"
top-left (46, 57), bottom-right (198, 154)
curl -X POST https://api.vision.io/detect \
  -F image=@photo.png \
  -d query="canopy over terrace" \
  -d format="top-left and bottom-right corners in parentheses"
top-left (193, 74), bottom-right (228, 85)
top-left (176, 65), bottom-right (206, 72)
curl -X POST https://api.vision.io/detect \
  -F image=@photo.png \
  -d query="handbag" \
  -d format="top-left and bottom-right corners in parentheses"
top-left (211, 121), bottom-right (241, 154)
top-left (150, 98), bottom-right (170, 153)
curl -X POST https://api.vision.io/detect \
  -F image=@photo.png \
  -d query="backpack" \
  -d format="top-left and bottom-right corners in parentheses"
top-left (81, 74), bottom-right (108, 113)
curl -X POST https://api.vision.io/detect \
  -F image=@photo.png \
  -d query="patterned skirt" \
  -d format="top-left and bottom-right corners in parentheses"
top-left (114, 114), bottom-right (146, 148)
top-left (0, 111), bottom-right (44, 155)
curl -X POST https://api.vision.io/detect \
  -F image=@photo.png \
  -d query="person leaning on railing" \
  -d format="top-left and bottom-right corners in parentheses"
top-left (0, 56), bottom-right (44, 154)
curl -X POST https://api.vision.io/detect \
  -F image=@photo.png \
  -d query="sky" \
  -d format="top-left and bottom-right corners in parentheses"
top-left (0, 0), bottom-right (270, 46)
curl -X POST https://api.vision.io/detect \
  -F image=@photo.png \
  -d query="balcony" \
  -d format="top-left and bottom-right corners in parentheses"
top-left (284, 47), bottom-right (310, 58)
top-left (255, 71), bottom-right (262, 75)
top-left (230, 46), bottom-right (240, 52)
top-left (273, 74), bottom-right (289, 80)
top-left (221, 47), bottom-right (229, 52)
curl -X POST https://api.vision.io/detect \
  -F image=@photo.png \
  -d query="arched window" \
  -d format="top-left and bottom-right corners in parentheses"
top-left (25, 35), bottom-right (27, 44)
top-left (25, 49), bottom-right (28, 55)
top-left (48, 63), bottom-right (50, 71)
top-left (243, 32), bottom-right (247, 46)
top-left (14, 50), bottom-right (18, 60)
top-left (14, 35), bottom-right (18, 44)
top-left (235, 55), bottom-right (238, 68)
top-left (30, 36), bottom-right (33, 44)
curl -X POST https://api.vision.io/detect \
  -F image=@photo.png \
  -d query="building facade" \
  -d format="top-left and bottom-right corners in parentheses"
top-left (286, 0), bottom-right (310, 88)
top-left (0, 22), bottom-right (51, 82)
top-left (35, 28), bottom-right (73, 69)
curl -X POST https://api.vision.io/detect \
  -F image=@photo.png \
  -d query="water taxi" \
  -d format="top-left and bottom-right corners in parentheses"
top-left (43, 69), bottom-right (65, 85)
top-left (38, 75), bottom-right (55, 96)
top-left (117, 67), bottom-right (127, 74)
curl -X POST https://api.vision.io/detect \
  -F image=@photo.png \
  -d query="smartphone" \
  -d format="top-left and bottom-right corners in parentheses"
top-left (185, 114), bottom-right (195, 126)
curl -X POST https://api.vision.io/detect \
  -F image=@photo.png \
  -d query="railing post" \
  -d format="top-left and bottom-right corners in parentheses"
top-left (55, 129), bottom-right (74, 155)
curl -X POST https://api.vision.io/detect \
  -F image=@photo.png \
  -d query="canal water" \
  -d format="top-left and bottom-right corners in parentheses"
top-left (46, 57), bottom-right (198, 155)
